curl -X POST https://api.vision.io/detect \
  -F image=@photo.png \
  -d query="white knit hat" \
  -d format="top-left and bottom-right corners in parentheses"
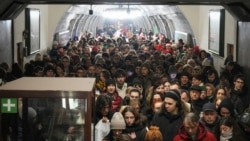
top-left (110, 112), bottom-right (126, 130)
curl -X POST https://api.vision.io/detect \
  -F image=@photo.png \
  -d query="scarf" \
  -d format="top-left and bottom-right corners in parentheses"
top-left (220, 129), bottom-right (232, 141)
top-left (96, 80), bottom-right (106, 92)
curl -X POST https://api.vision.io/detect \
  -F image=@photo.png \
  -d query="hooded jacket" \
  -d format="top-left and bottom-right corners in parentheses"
top-left (173, 122), bottom-right (217, 141)
top-left (217, 98), bottom-right (235, 117)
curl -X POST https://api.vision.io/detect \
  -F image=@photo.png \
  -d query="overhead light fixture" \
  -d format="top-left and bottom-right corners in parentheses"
top-left (89, 4), bottom-right (93, 15)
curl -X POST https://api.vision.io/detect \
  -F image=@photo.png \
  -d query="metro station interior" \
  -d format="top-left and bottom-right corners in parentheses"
top-left (1, 0), bottom-right (250, 140)
top-left (0, 0), bottom-right (249, 77)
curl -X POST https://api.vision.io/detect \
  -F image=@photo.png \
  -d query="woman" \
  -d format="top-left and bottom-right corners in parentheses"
top-left (105, 79), bottom-right (123, 112)
top-left (217, 117), bottom-right (235, 141)
top-left (122, 106), bottom-right (147, 141)
top-left (163, 81), bottom-right (171, 93)
top-left (214, 96), bottom-right (226, 109)
top-left (95, 94), bottom-right (114, 140)
top-left (215, 88), bottom-right (228, 99)
top-left (205, 83), bottom-right (216, 102)
top-left (146, 81), bottom-right (164, 107)
top-left (96, 69), bottom-right (111, 94)
top-left (145, 92), bottom-right (164, 124)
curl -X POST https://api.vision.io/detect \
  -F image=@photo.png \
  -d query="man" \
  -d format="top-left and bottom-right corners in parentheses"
top-left (129, 88), bottom-right (141, 101)
top-left (122, 88), bottom-right (141, 106)
top-left (61, 55), bottom-right (73, 75)
top-left (75, 66), bottom-right (86, 77)
top-left (152, 90), bottom-right (188, 141)
top-left (200, 103), bottom-right (220, 135)
top-left (189, 85), bottom-right (206, 116)
top-left (230, 74), bottom-right (248, 114)
top-left (179, 71), bottom-right (191, 90)
top-left (44, 64), bottom-right (55, 77)
top-left (133, 62), bottom-right (152, 99)
top-left (173, 112), bottom-right (217, 141)
top-left (33, 66), bottom-right (44, 77)
top-left (114, 69), bottom-right (128, 99)
top-left (191, 74), bottom-right (204, 86)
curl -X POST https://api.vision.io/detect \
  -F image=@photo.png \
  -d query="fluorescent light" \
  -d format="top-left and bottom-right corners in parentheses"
top-left (102, 9), bottom-right (142, 19)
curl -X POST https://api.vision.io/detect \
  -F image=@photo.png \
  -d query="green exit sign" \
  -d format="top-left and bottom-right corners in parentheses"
top-left (1, 98), bottom-right (17, 113)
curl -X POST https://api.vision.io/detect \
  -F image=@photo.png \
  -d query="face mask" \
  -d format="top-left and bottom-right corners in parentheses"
top-left (128, 71), bottom-right (133, 76)
top-left (170, 73), bottom-right (177, 79)
top-left (220, 128), bottom-right (233, 140)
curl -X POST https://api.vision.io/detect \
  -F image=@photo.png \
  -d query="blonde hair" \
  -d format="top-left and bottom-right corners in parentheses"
top-left (125, 86), bottom-right (134, 97)
top-left (145, 126), bottom-right (163, 141)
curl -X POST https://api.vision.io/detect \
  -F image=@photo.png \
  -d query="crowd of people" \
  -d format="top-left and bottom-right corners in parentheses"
top-left (0, 30), bottom-right (249, 141)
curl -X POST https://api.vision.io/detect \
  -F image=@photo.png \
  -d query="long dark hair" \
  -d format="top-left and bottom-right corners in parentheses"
top-left (95, 94), bottom-right (112, 116)
top-left (121, 106), bottom-right (141, 126)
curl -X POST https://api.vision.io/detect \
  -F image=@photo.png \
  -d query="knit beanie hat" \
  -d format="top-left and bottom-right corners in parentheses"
top-left (164, 90), bottom-right (180, 102)
top-left (110, 112), bottom-right (126, 130)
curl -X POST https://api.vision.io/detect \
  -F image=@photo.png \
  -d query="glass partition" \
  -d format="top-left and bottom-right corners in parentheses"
top-left (2, 98), bottom-right (87, 141)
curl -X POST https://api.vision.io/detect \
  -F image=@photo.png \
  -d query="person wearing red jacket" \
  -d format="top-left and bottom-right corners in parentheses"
top-left (162, 43), bottom-right (173, 54)
top-left (105, 79), bottom-right (123, 112)
top-left (154, 40), bottom-right (164, 51)
top-left (173, 112), bottom-right (217, 141)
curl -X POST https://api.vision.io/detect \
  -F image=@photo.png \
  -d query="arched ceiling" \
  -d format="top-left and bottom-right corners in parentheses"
top-left (55, 5), bottom-right (195, 45)
top-left (68, 5), bottom-right (176, 16)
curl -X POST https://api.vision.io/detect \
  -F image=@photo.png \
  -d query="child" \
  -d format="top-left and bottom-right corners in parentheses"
top-left (145, 126), bottom-right (163, 141)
